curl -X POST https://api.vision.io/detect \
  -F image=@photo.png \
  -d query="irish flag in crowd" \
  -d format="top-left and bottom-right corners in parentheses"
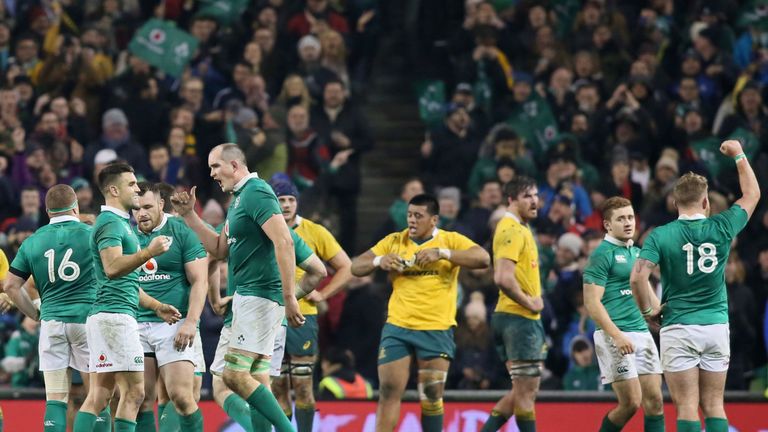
top-left (128, 19), bottom-right (198, 77)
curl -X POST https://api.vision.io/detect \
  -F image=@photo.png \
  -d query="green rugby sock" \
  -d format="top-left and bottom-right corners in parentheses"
top-left (223, 393), bottom-right (254, 432)
top-left (644, 414), bottom-right (664, 432)
top-left (44, 400), bottom-right (67, 432)
top-left (676, 420), bottom-right (700, 432)
top-left (159, 403), bottom-right (180, 432)
top-left (250, 408), bottom-right (272, 432)
top-left (115, 417), bottom-right (137, 432)
top-left (296, 405), bottom-right (315, 432)
top-left (515, 410), bottom-right (536, 432)
top-left (246, 386), bottom-right (294, 432)
top-left (157, 404), bottom-right (166, 423)
top-left (94, 407), bottom-right (112, 432)
top-left (421, 413), bottom-right (443, 432)
top-left (480, 410), bottom-right (509, 432)
top-left (178, 408), bottom-right (203, 432)
top-left (73, 412), bottom-right (97, 432)
top-left (599, 413), bottom-right (622, 432)
top-left (136, 410), bottom-right (156, 432)
top-left (705, 417), bottom-right (728, 432)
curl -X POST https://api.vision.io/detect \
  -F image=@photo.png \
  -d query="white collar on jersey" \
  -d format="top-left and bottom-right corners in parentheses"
top-left (152, 213), bottom-right (172, 232)
top-left (604, 234), bottom-right (633, 248)
top-left (293, 215), bottom-right (303, 228)
top-left (233, 172), bottom-right (260, 192)
top-left (49, 215), bottom-right (80, 225)
top-left (505, 211), bottom-right (521, 224)
top-left (409, 227), bottom-right (439, 242)
top-left (101, 205), bottom-right (130, 219)
top-left (678, 213), bottom-right (707, 220)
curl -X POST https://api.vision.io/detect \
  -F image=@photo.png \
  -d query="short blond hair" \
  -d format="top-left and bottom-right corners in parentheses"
top-left (673, 172), bottom-right (708, 207)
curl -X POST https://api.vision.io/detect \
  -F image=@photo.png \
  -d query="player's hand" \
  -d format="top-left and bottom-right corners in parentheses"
top-left (211, 296), bottom-right (231, 316)
top-left (173, 320), bottom-right (196, 351)
top-left (285, 298), bottom-right (306, 328)
top-left (305, 290), bottom-right (324, 304)
top-left (612, 333), bottom-right (635, 355)
top-left (643, 305), bottom-right (663, 328)
top-left (170, 186), bottom-right (197, 217)
top-left (415, 248), bottom-right (441, 266)
top-left (528, 296), bottom-right (544, 313)
top-left (147, 235), bottom-right (172, 257)
top-left (379, 254), bottom-right (406, 272)
top-left (0, 293), bottom-right (14, 313)
top-left (155, 303), bottom-right (182, 325)
top-left (720, 139), bottom-right (743, 158)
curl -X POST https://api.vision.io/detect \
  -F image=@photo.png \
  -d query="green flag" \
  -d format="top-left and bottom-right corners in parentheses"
top-left (197, 0), bottom-right (249, 25)
top-left (128, 19), bottom-right (198, 77)
top-left (416, 80), bottom-right (446, 128)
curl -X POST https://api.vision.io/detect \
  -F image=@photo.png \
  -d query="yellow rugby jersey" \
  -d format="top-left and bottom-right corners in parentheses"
top-left (294, 216), bottom-right (343, 315)
top-left (493, 212), bottom-right (541, 320)
top-left (0, 249), bottom-right (8, 280)
top-left (371, 228), bottom-right (477, 330)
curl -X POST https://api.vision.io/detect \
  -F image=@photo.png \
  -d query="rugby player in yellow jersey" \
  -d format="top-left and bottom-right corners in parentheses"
top-left (482, 176), bottom-right (546, 432)
top-left (269, 178), bottom-right (352, 432)
top-left (351, 194), bottom-right (489, 432)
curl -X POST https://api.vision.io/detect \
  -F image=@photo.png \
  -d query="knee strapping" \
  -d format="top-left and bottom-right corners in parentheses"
top-left (44, 369), bottom-right (70, 402)
top-left (249, 358), bottom-right (271, 375)
top-left (279, 361), bottom-right (291, 377)
top-left (508, 362), bottom-right (541, 378)
top-left (224, 353), bottom-right (254, 372)
top-left (417, 369), bottom-right (447, 416)
top-left (290, 362), bottom-right (314, 378)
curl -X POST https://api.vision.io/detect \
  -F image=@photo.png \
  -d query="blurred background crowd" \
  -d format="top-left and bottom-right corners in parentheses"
top-left (0, 0), bottom-right (767, 397)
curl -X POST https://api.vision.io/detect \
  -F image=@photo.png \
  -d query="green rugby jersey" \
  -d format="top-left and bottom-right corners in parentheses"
top-left (90, 206), bottom-right (141, 317)
top-left (639, 204), bottom-right (748, 327)
top-left (135, 214), bottom-right (207, 322)
top-left (224, 173), bottom-right (284, 303)
top-left (9, 216), bottom-right (96, 323)
top-left (583, 236), bottom-right (647, 332)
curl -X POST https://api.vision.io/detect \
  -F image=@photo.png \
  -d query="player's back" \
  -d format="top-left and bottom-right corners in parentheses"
top-left (16, 218), bottom-right (95, 322)
top-left (641, 205), bottom-right (748, 326)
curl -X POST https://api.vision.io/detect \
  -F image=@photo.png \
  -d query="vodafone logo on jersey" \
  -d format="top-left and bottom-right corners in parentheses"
top-left (139, 257), bottom-right (171, 282)
top-left (142, 258), bottom-right (159, 274)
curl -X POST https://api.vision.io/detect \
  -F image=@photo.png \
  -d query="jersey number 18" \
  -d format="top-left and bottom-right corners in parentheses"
top-left (44, 248), bottom-right (81, 283)
top-left (682, 242), bottom-right (717, 275)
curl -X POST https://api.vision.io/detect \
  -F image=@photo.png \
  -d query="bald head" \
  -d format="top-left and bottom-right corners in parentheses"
top-left (213, 143), bottom-right (247, 165)
top-left (46, 184), bottom-right (78, 215)
top-left (208, 143), bottom-right (250, 192)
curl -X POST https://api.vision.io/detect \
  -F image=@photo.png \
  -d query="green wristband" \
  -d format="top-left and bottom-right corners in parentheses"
top-left (641, 307), bottom-right (653, 316)
top-left (734, 153), bottom-right (746, 162)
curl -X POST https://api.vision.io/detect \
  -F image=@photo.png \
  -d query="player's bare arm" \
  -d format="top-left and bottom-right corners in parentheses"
top-left (494, 257), bottom-right (543, 313)
top-left (630, 259), bottom-right (658, 320)
top-left (262, 213), bottom-right (304, 327)
top-left (583, 283), bottom-right (635, 355)
top-left (351, 250), bottom-right (406, 276)
top-left (305, 250), bottom-right (351, 303)
top-left (100, 235), bottom-right (170, 279)
top-left (414, 245), bottom-right (490, 269)
top-left (139, 287), bottom-right (181, 324)
top-left (720, 139), bottom-right (761, 217)
top-left (2, 272), bottom-right (40, 320)
top-left (171, 186), bottom-right (229, 259)
top-left (175, 257), bottom-right (208, 350)
top-left (206, 256), bottom-right (231, 316)
top-left (297, 254), bottom-right (328, 300)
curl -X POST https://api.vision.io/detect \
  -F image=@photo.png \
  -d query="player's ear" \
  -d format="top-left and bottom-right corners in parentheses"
top-left (702, 196), bottom-right (709, 210)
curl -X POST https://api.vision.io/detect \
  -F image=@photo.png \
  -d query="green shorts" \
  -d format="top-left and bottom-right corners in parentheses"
top-left (492, 312), bottom-right (547, 362)
top-left (286, 314), bottom-right (319, 356)
top-left (377, 323), bottom-right (455, 365)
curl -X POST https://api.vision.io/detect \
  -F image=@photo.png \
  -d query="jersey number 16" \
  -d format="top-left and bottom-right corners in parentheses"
top-left (44, 248), bottom-right (81, 283)
top-left (682, 242), bottom-right (718, 275)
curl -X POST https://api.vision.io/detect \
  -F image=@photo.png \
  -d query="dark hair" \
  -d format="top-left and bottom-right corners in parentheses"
top-left (408, 193), bottom-right (440, 216)
top-left (21, 185), bottom-right (38, 194)
top-left (324, 77), bottom-right (345, 90)
top-left (137, 181), bottom-right (157, 197)
top-left (98, 162), bottom-right (134, 192)
top-left (149, 143), bottom-right (170, 154)
top-left (481, 179), bottom-right (502, 190)
top-left (156, 183), bottom-right (175, 212)
top-left (323, 347), bottom-right (354, 369)
top-left (504, 176), bottom-right (537, 200)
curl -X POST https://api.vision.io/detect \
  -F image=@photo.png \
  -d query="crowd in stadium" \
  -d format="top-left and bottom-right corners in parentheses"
top-left (0, 0), bottom-right (765, 410)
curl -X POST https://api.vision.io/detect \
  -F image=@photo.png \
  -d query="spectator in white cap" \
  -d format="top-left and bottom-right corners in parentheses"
top-left (83, 108), bottom-right (149, 176)
top-left (297, 34), bottom-right (340, 100)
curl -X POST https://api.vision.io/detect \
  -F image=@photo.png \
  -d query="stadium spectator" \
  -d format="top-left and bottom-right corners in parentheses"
top-left (437, 186), bottom-right (474, 239)
top-left (462, 179), bottom-right (503, 246)
top-left (421, 104), bottom-right (479, 190)
top-left (318, 348), bottom-right (373, 400)
top-left (286, 0), bottom-right (349, 39)
top-left (450, 293), bottom-right (496, 390)
top-left (1, 316), bottom-right (40, 388)
top-left (562, 336), bottom-right (600, 391)
top-left (82, 108), bottom-right (149, 176)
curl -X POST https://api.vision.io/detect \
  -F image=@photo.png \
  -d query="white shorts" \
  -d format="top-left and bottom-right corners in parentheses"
top-left (210, 325), bottom-right (231, 376)
top-left (139, 319), bottom-right (196, 368)
top-left (660, 324), bottom-right (730, 373)
top-left (230, 293), bottom-right (284, 356)
top-left (594, 330), bottom-right (662, 384)
top-left (270, 326), bottom-right (287, 377)
top-left (39, 320), bottom-right (89, 373)
top-left (194, 329), bottom-right (205, 374)
top-left (86, 313), bottom-right (144, 373)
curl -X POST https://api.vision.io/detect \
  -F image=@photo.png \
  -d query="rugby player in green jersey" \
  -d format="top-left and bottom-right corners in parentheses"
top-left (3, 184), bottom-right (106, 432)
top-left (72, 163), bottom-right (182, 432)
top-left (171, 144), bottom-right (301, 432)
top-left (583, 197), bottom-right (664, 432)
top-left (631, 140), bottom-right (760, 432)
top-left (132, 182), bottom-right (207, 432)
